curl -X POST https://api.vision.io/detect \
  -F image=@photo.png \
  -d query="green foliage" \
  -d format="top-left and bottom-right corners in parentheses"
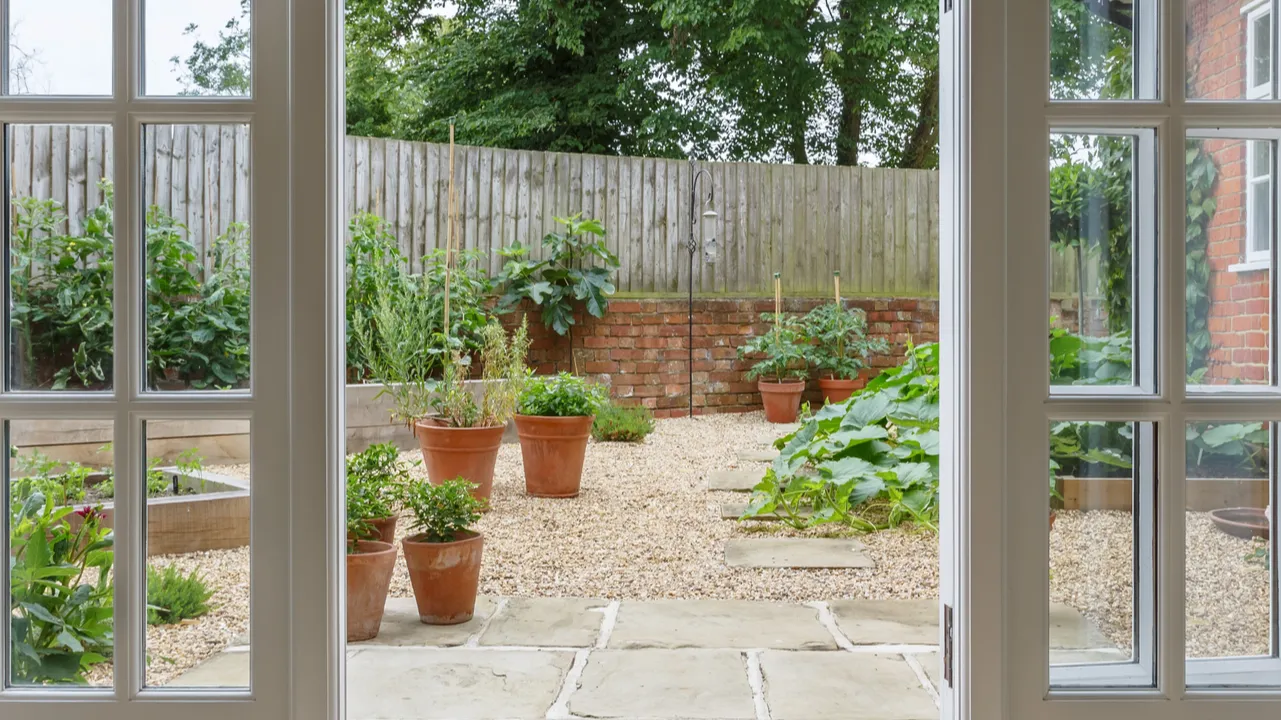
top-left (742, 343), bottom-right (940, 531)
top-left (422, 319), bottom-right (533, 428)
top-left (171, 0), bottom-right (251, 96)
top-left (496, 214), bottom-right (619, 337)
top-left (738, 313), bottom-right (810, 383)
top-left (146, 565), bottom-right (215, 625)
top-left (8, 497), bottom-right (114, 685)
top-left (9, 449), bottom-right (91, 506)
top-left (519, 373), bottom-right (608, 417)
top-left (1185, 141), bottom-right (1218, 380)
top-left (802, 303), bottom-right (888, 380)
top-left (591, 402), bottom-right (656, 442)
top-left (1048, 327), bottom-right (1131, 385)
top-left (401, 478), bottom-right (486, 544)
top-left (346, 443), bottom-right (413, 543)
top-left (1050, 0), bottom-right (1133, 100)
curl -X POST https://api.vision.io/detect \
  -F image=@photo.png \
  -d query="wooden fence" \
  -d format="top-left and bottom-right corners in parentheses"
top-left (13, 126), bottom-right (1003, 297)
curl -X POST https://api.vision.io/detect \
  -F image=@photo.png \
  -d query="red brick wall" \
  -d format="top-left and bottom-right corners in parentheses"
top-left (500, 297), bottom-right (939, 417)
top-left (1187, 0), bottom-right (1250, 100)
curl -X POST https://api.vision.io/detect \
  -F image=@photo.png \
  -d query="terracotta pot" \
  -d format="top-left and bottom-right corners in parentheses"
top-left (1049, 510), bottom-right (1057, 531)
top-left (347, 515), bottom-right (398, 545)
top-left (414, 420), bottom-right (505, 503)
top-left (817, 376), bottom-right (865, 404)
top-left (1209, 507), bottom-right (1270, 539)
top-left (514, 415), bottom-right (594, 498)
top-left (402, 531), bottom-right (484, 625)
top-left (758, 380), bottom-right (806, 423)
top-left (346, 540), bottom-right (397, 642)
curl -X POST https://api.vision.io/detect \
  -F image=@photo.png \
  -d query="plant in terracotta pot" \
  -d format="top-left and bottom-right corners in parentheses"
top-left (738, 313), bottom-right (810, 423)
top-left (414, 319), bottom-right (530, 503)
top-left (345, 471), bottom-right (399, 642)
top-left (514, 372), bottom-right (608, 498)
top-left (802, 303), bottom-right (888, 404)
top-left (346, 442), bottom-right (413, 544)
top-left (400, 477), bottom-right (487, 625)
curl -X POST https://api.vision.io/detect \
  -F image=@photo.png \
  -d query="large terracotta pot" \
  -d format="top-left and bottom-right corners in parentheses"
top-left (817, 376), bottom-right (865, 404)
top-left (402, 531), bottom-right (484, 625)
top-left (347, 515), bottom-right (398, 545)
top-left (514, 415), bottom-right (594, 498)
top-left (414, 420), bottom-right (505, 502)
top-left (758, 379), bottom-right (806, 423)
top-left (346, 540), bottom-right (397, 642)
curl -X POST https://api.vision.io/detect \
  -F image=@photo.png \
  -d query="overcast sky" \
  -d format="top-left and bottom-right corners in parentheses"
top-left (9, 0), bottom-right (244, 96)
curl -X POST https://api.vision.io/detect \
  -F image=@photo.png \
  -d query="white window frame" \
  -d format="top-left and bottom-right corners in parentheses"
top-left (1245, 1), bottom-right (1274, 101)
top-left (1242, 137), bottom-right (1274, 268)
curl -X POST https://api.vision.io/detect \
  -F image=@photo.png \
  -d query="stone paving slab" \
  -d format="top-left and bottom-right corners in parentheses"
top-left (736, 448), bottom-right (779, 463)
top-left (912, 652), bottom-right (941, 691)
top-left (725, 537), bottom-right (875, 569)
top-left (761, 650), bottom-right (937, 720)
top-left (721, 502), bottom-right (814, 520)
top-left (1049, 603), bottom-right (1113, 649)
top-left (479, 596), bottom-right (607, 647)
top-left (608, 599), bottom-right (836, 650)
top-left (347, 648), bottom-right (573, 719)
top-left (569, 649), bottom-right (756, 720)
top-left (170, 649), bottom-right (250, 687)
top-left (831, 599), bottom-right (940, 645)
top-left (708, 468), bottom-right (764, 491)
top-left (356, 596), bottom-right (498, 647)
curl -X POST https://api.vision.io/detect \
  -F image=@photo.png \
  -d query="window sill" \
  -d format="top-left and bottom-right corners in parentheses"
top-left (1227, 259), bottom-right (1270, 274)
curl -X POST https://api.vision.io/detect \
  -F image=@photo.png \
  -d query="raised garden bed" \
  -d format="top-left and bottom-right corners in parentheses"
top-left (1057, 476), bottom-right (1270, 512)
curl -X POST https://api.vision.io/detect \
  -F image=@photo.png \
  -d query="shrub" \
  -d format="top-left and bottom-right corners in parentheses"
top-left (591, 402), bottom-right (655, 442)
top-left (519, 372), bottom-right (608, 417)
top-left (346, 443), bottom-right (414, 543)
top-left (146, 565), bottom-right (215, 625)
top-left (802, 303), bottom-right (888, 380)
top-left (401, 478), bottom-right (486, 543)
top-left (737, 313), bottom-right (810, 382)
top-left (424, 319), bottom-right (531, 428)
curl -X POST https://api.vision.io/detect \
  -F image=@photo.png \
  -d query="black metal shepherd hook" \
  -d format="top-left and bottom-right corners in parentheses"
top-left (687, 162), bottom-right (717, 419)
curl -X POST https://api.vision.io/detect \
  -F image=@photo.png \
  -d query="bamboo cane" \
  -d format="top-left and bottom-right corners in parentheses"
top-left (444, 124), bottom-right (455, 343)
top-left (834, 271), bottom-right (841, 306)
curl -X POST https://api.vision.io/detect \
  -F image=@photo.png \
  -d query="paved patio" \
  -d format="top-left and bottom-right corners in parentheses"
top-left (175, 596), bottom-right (1119, 719)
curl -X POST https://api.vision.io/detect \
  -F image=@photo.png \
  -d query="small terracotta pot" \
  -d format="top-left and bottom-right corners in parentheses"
top-left (817, 376), bottom-right (865, 404)
top-left (514, 415), bottom-right (594, 498)
top-left (414, 420), bottom-right (505, 503)
top-left (347, 515), bottom-right (398, 545)
top-left (758, 380), bottom-right (806, 423)
top-left (402, 531), bottom-right (484, 625)
top-left (346, 540), bottom-right (397, 642)
top-left (1049, 510), bottom-right (1057, 531)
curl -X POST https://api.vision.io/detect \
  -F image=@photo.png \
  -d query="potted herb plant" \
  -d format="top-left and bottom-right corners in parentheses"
top-left (514, 373), bottom-right (608, 497)
top-left (738, 313), bottom-right (810, 423)
top-left (345, 479), bottom-right (398, 642)
top-left (414, 319), bottom-right (530, 503)
top-left (802, 303), bottom-right (888, 404)
top-left (400, 478), bottom-right (487, 625)
top-left (346, 442), bottom-right (412, 544)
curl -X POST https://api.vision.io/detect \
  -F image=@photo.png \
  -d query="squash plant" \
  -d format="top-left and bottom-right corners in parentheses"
top-left (495, 214), bottom-right (619, 337)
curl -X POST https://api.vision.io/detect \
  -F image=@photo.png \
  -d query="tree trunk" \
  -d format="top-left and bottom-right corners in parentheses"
top-left (896, 66), bottom-right (940, 169)
top-left (835, 91), bottom-right (862, 166)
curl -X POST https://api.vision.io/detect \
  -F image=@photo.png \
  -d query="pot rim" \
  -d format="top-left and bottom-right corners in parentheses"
top-left (818, 376), bottom-right (861, 384)
top-left (415, 419), bottom-right (506, 432)
top-left (347, 539), bottom-right (396, 556)
top-left (757, 379), bottom-right (807, 389)
top-left (403, 530), bottom-right (484, 547)
top-left (514, 413), bottom-right (597, 421)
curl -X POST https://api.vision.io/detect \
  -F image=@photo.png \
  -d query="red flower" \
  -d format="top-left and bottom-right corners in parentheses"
top-left (75, 506), bottom-right (101, 522)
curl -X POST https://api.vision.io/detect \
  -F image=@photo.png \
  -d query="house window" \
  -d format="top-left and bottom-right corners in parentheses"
top-left (1246, 139), bottom-right (1274, 265)
top-left (1246, 2), bottom-right (1273, 99)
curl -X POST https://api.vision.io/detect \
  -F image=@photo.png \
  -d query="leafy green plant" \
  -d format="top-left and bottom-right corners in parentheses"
top-left (401, 478), bottom-right (486, 543)
top-left (8, 496), bottom-right (114, 685)
top-left (146, 565), bottom-right (215, 625)
top-left (519, 372), bottom-right (608, 417)
top-left (346, 443), bottom-right (414, 545)
top-left (1048, 327), bottom-right (1132, 385)
top-left (496, 214), bottom-right (619, 337)
top-left (591, 402), bottom-right (655, 442)
top-left (10, 449), bottom-right (91, 506)
top-left (425, 319), bottom-right (532, 428)
top-left (802, 303), bottom-right (888, 380)
top-left (738, 313), bottom-right (810, 383)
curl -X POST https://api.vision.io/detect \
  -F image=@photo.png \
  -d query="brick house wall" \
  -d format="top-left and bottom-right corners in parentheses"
top-left (1188, 0), bottom-right (1271, 383)
top-left (500, 297), bottom-right (939, 417)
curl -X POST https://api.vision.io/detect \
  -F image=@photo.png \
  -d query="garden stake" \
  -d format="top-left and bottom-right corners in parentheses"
top-left (443, 124), bottom-right (456, 342)
top-left (686, 162), bottom-right (716, 419)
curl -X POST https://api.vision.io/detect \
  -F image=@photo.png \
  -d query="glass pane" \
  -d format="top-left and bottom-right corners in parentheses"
top-left (1187, 137), bottom-right (1272, 386)
top-left (7, 124), bottom-right (115, 391)
top-left (6, 0), bottom-right (112, 95)
top-left (7, 421), bottom-right (115, 688)
top-left (1050, 133), bottom-right (1137, 387)
top-left (144, 0), bottom-right (250, 97)
top-left (144, 419), bottom-right (250, 688)
top-left (1188, 0), bottom-right (1275, 100)
top-left (144, 124), bottom-right (251, 392)
top-left (1185, 421), bottom-right (1277, 687)
top-left (1050, 0), bottom-right (1136, 100)
top-left (1251, 180), bottom-right (1272, 254)
top-left (1049, 421), bottom-right (1153, 687)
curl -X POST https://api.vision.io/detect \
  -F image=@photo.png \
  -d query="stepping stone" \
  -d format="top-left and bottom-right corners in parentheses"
top-left (479, 596), bottom-right (608, 647)
top-left (169, 650), bottom-right (250, 688)
top-left (737, 448), bottom-right (779, 463)
top-left (725, 538), bottom-right (874, 569)
top-left (569, 649), bottom-right (755, 720)
top-left (355, 596), bottom-right (498, 647)
top-left (760, 650), bottom-right (938, 720)
top-left (1049, 604), bottom-right (1114, 650)
top-left (721, 502), bottom-right (813, 520)
top-left (910, 652), bottom-right (941, 691)
top-left (608, 599), bottom-right (836, 650)
top-left (347, 648), bottom-right (573, 719)
top-left (708, 468), bottom-right (764, 491)
top-left (830, 599), bottom-right (940, 645)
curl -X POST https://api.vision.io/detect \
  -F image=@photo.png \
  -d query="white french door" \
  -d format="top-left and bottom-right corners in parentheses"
top-left (954, 0), bottom-right (1281, 717)
top-left (0, 0), bottom-right (322, 717)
